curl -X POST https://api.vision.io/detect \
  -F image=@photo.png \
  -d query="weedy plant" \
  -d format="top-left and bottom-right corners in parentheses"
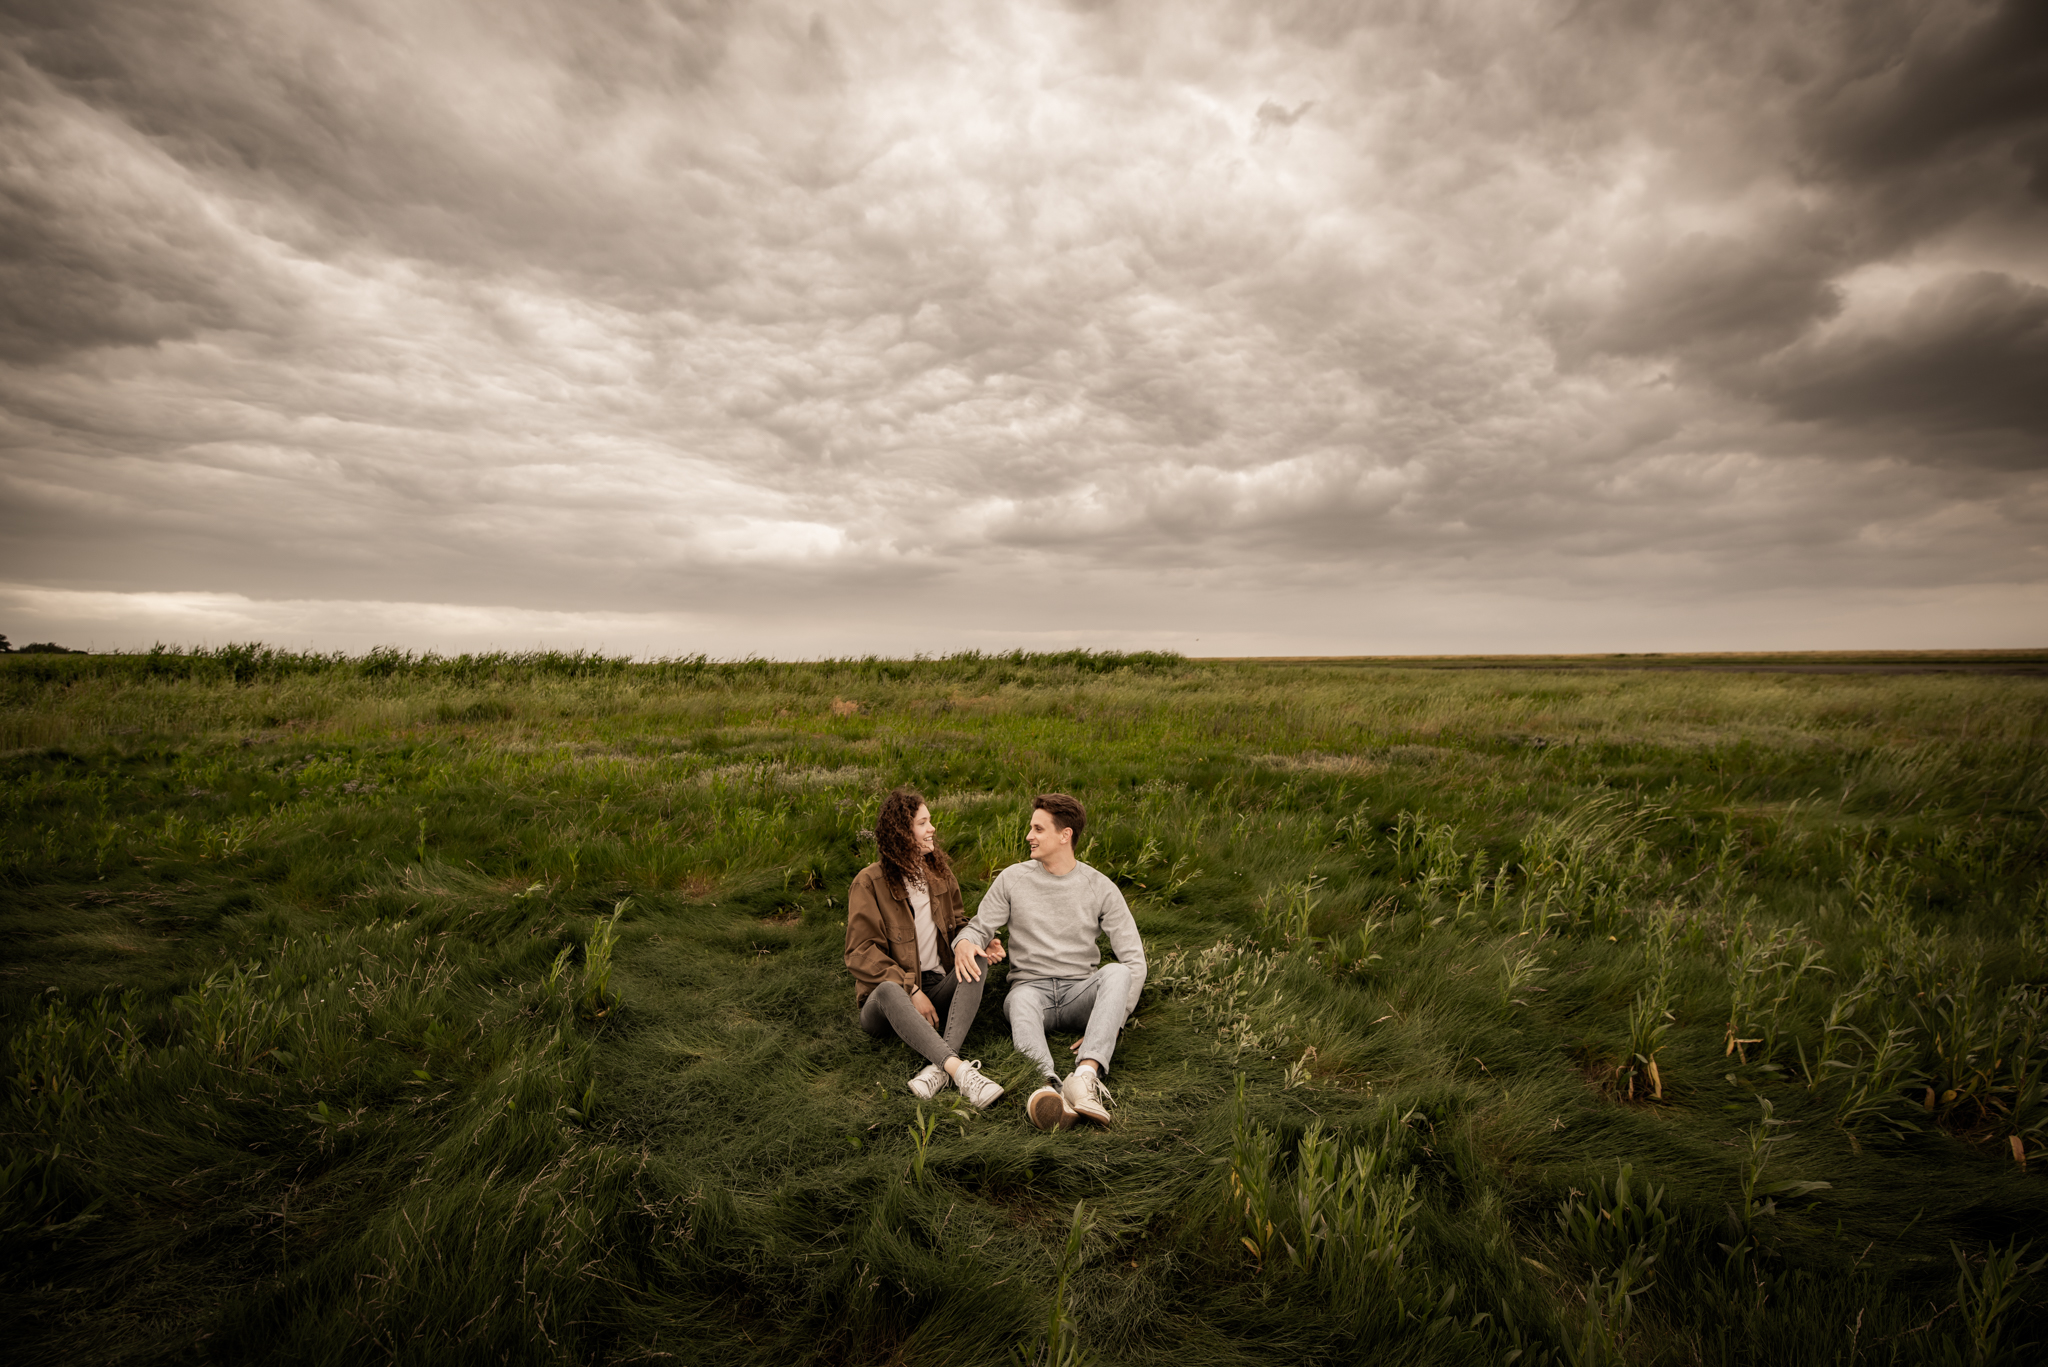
top-left (1619, 993), bottom-right (1670, 1102)
top-left (1945, 1238), bottom-right (2048, 1367)
top-left (1152, 940), bottom-right (1294, 1058)
top-left (1257, 874), bottom-right (1326, 947)
top-left (577, 900), bottom-right (627, 1020)
top-left (908, 1104), bottom-right (938, 1185)
top-left (1227, 1077), bottom-right (1422, 1331)
top-left (1517, 792), bottom-right (1664, 937)
top-left (1410, 813), bottom-right (1474, 902)
top-left (1014, 1200), bottom-right (1092, 1367)
top-left (1723, 914), bottom-right (1827, 1069)
top-left (1501, 937), bottom-right (1549, 1016)
top-left (1618, 910), bottom-right (1679, 1101)
top-left (1454, 848), bottom-right (1512, 924)
top-left (1807, 927), bottom-right (2048, 1151)
top-left (1733, 1099), bottom-right (1831, 1230)
top-left (1322, 909), bottom-right (1387, 976)
top-left (1556, 1163), bottom-right (1672, 1365)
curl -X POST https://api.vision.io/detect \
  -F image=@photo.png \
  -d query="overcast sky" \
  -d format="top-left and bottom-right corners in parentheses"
top-left (3, 0), bottom-right (2044, 657)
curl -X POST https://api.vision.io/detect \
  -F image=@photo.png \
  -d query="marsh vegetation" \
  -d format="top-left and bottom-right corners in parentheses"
top-left (4, 647), bottom-right (2046, 1364)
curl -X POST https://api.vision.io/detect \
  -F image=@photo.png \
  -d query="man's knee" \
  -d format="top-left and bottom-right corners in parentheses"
top-left (1096, 962), bottom-right (1131, 992)
top-left (1005, 985), bottom-right (1046, 1025)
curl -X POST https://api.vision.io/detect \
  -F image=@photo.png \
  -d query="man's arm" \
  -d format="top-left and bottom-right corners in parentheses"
top-left (1099, 881), bottom-right (1147, 1020)
top-left (952, 869), bottom-right (1014, 981)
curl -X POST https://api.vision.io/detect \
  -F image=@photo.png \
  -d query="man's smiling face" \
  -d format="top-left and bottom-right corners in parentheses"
top-left (1026, 807), bottom-right (1068, 865)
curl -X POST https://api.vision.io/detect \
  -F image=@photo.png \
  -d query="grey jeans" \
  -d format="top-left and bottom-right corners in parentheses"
top-left (1004, 962), bottom-right (1132, 1083)
top-left (859, 969), bottom-right (985, 1070)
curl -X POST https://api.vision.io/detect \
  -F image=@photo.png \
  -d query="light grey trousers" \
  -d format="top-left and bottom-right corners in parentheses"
top-left (859, 968), bottom-right (985, 1070)
top-left (1003, 962), bottom-right (1132, 1083)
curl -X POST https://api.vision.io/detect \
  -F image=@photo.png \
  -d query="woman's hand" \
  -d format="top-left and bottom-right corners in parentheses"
top-left (985, 937), bottom-right (1006, 965)
top-left (912, 987), bottom-right (941, 1028)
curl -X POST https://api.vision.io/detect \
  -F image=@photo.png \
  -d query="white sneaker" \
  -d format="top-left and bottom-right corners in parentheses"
top-left (907, 1061), bottom-right (949, 1100)
top-left (953, 1059), bottom-right (1005, 1110)
top-left (1062, 1067), bottom-right (1113, 1125)
top-left (1027, 1084), bottom-right (1075, 1131)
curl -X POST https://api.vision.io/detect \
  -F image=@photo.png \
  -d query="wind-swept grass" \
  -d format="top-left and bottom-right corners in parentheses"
top-left (3, 648), bottom-right (2047, 1364)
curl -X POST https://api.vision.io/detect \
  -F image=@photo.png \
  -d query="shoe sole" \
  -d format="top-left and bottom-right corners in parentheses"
top-left (1028, 1089), bottom-right (1074, 1131)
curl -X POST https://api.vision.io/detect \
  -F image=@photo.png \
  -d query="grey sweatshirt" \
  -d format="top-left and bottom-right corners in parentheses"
top-left (955, 860), bottom-right (1146, 1020)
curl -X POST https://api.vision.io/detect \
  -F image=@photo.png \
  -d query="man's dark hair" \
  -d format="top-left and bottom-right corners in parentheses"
top-left (876, 786), bottom-right (954, 890)
top-left (1032, 792), bottom-right (1087, 849)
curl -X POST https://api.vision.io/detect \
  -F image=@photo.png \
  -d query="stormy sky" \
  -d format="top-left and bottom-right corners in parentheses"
top-left (2, 0), bottom-right (2044, 656)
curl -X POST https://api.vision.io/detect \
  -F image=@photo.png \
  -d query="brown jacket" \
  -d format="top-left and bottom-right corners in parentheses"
top-left (845, 861), bottom-right (966, 1006)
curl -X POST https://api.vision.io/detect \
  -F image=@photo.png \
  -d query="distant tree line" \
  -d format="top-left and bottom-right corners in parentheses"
top-left (0, 634), bottom-right (84, 654)
top-left (0, 641), bottom-right (1186, 686)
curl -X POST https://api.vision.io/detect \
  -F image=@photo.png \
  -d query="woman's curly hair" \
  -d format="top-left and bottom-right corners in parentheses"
top-left (876, 786), bottom-right (954, 891)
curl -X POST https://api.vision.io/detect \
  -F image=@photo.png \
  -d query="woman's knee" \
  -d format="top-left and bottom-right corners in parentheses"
top-left (860, 982), bottom-right (908, 1035)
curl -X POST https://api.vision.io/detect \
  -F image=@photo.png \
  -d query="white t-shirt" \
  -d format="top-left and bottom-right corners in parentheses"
top-left (906, 879), bottom-right (941, 973)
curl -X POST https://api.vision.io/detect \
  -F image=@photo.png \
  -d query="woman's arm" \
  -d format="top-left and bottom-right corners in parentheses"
top-left (844, 871), bottom-right (919, 998)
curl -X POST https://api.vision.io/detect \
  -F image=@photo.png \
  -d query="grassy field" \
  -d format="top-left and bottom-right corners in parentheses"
top-left (4, 646), bottom-right (2047, 1365)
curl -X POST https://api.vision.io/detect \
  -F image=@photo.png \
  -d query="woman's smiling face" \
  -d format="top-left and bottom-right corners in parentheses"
top-left (911, 803), bottom-right (935, 854)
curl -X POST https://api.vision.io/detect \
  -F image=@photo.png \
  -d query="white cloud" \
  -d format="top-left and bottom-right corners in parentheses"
top-left (0, 584), bottom-right (717, 656)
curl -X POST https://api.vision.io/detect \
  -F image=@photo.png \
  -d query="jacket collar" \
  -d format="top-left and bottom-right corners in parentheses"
top-left (882, 869), bottom-right (944, 904)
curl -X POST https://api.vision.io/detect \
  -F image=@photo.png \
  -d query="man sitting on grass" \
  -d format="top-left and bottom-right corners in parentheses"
top-left (953, 793), bottom-right (1146, 1130)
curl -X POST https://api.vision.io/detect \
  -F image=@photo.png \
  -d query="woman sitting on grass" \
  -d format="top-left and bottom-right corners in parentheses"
top-left (845, 787), bottom-right (1006, 1106)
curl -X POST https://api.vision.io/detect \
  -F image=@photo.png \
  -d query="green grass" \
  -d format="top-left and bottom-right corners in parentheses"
top-left (3, 645), bottom-right (2047, 1365)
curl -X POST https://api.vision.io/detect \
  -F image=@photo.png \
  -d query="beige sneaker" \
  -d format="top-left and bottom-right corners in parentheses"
top-left (1062, 1067), bottom-right (1113, 1125)
top-left (1027, 1084), bottom-right (1075, 1131)
top-left (907, 1062), bottom-right (949, 1100)
top-left (953, 1060), bottom-right (1005, 1110)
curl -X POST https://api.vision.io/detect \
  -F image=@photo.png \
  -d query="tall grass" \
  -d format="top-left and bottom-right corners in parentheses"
top-left (3, 649), bottom-right (2047, 1363)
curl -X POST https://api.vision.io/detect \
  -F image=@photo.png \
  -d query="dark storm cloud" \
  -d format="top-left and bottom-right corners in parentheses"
top-left (1803, 0), bottom-right (2048, 180)
top-left (0, 0), bottom-right (2042, 654)
top-left (1559, 223), bottom-right (1848, 367)
top-left (1545, 0), bottom-right (2048, 473)
top-left (0, 0), bottom-right (831, 318)
top-left (1759, 271), bottom-right (2048, 463)
top-left (0, 53), bottom-right (296, 361)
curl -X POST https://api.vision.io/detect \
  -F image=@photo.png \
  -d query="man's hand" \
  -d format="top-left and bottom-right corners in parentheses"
top-left (911, 986), bottom-right (941, 1028)
top-left (953, 938), bottom-right (985, 982)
